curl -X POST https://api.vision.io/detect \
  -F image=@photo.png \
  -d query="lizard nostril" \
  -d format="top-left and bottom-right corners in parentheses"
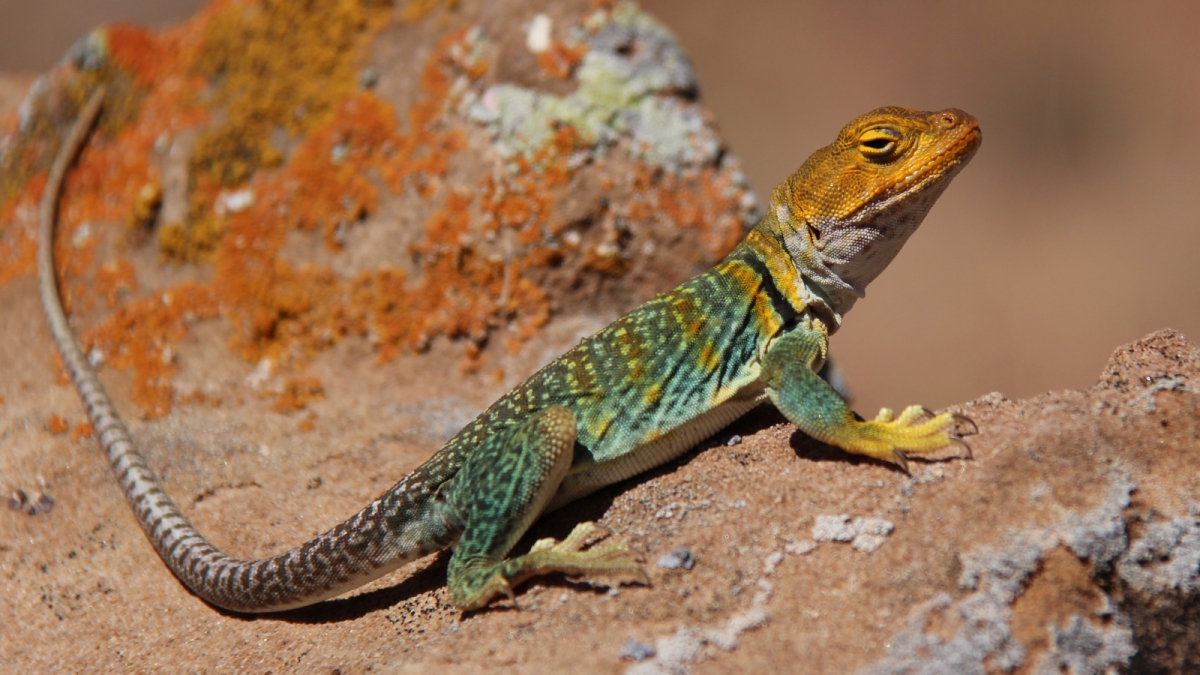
top-left (939, 112), bottom-right (958, 128)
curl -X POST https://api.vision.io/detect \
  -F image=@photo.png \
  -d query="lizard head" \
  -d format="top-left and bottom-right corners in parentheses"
top-left (767, 107), bottom-right (981, 319)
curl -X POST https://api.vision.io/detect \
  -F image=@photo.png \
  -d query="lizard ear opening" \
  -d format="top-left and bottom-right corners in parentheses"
top-left (807, 222), bottom-right (825, 250)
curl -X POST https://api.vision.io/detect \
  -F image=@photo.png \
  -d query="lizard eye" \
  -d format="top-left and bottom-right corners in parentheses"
top-left (858, 127), bottom-right (902, 161)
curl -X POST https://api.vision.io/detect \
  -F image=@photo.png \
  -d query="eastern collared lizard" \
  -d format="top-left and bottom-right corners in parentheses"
top-left (40, 88), bottom-right (981, 612)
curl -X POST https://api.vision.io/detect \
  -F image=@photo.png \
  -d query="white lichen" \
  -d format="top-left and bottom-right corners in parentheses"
top-left (861, 471), bottom-right (1138, 675)
top-left (467, 2), bottom-right (722, 173)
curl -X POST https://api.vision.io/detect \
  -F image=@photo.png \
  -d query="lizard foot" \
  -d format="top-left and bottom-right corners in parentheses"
top-left (763, 329), bottom-right (977, 474)
top-left (854, 405), bottom-right (975, 473)
top-left (450, 521), bottom-right (647, 611)
top-left (520, 521), bottom-right (648, 588)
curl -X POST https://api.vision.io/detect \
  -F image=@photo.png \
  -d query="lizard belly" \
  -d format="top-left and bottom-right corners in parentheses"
top-left (547, 380), bottom-right (767, 512)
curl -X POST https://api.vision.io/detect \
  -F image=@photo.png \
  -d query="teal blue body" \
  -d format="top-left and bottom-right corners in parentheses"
top-left (449, 243), bottom-right (795, 478)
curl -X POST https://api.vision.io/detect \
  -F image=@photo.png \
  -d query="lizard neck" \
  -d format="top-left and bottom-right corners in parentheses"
top-left (748, 151), bottom-right (967, 330)
top-left (742, 208), bottom-right (855, 333)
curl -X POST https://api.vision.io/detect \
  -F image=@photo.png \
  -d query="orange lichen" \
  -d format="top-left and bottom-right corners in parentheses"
top-left (79, 282), bottom-right (220, 419)
top-left (537, 41), bottom-right (587, 80)
top-left (0, 81), bottom-right (114, 288)
top-left (345, 268), bottom-right (405, 360)
top-left (182, 389), bottom-right (224, 408)
top-left (106, 23), bottom-right (184, 88)
top-left (411, 204), bottom-right (502, 344)
top-left (375, 27), bottom-right (476, 196)
top-left (622, 164), bottom-right (747, 263)
top-left (55, 117), bottom-right (155, 311)
top-left (280, 93), bottom-right (396, 250)
top-left (273, 376), bottom-right (325, 413)
top-left (47, 416), bottom-right (70, 435)
top-left (71, 422), bottom-right (95, 441)
top-left (695, 167), bottom-right (748, 256)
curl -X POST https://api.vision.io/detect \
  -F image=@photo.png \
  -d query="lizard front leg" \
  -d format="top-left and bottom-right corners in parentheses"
top-left (761, 322), bottom-right (974, 473)
top-left (445, 405), bottom-right (647, 610)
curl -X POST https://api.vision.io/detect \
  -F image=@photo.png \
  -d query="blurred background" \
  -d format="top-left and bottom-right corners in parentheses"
top-left (2, 0), bottom-right (1197, 413)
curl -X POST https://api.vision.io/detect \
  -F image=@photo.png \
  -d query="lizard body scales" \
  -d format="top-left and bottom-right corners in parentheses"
top-left (41, 87), bottom-right (980, 612)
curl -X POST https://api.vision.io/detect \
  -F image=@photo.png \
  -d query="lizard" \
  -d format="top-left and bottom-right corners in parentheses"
top-left (40, 87), bottom-right (981, 613)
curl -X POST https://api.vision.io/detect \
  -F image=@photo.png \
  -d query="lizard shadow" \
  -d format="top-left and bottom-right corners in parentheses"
top-left (213, 551), bottom-right (454, 625)
top-left (786, 428), bottom-right (908, 471)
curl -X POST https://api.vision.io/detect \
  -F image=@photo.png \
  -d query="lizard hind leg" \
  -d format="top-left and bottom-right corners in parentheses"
top-left (446, 405), bottom-right (646, 611)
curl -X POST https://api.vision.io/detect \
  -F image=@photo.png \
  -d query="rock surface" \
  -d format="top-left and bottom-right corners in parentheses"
top-left (2, 2), bottom-right (1199, 673)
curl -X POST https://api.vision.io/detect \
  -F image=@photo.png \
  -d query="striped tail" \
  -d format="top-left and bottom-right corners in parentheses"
top-left (38, 86), bottom-right (460, 613)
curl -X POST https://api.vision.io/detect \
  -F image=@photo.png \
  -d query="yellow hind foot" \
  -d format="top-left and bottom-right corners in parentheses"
top-left (523, 521), bottom-right (649, 586)
top-left (853, 405), bottom-right (976, 472)
top-left (449, 521), bottom-right (648, 611)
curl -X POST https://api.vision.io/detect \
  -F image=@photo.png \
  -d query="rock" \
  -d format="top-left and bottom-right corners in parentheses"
top-left (656, 548), bottom-right (697, 570)
top-left (0, 0), bottom-right (756, 420)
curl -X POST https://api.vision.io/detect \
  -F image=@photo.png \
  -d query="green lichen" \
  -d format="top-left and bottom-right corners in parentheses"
top-left (466, 2), bottom-right (720, 172)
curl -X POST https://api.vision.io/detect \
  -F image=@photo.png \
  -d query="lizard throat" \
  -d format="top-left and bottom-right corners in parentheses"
top-left (780, 155), bottom-right (970, 323)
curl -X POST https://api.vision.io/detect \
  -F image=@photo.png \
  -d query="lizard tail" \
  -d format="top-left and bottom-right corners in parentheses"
top-left (38, 86), bottom-right (457, 612)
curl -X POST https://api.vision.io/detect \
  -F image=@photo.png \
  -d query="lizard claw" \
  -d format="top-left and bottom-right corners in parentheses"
top-left (948, 435), bottom-right (974, 460)
top-left (951, 412), bottom-right (979, 436)
top-left (919, 408), bottom-right (977, 437)
top-left (926, 408), bottom-right (975, 460)
top-left (502, 583), bottom-right (520, 610)
top-left (891, 448), bottom-right (910, 475)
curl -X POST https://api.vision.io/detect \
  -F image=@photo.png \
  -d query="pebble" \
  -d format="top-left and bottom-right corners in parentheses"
top-left (618, 640), bottom-right (656, 661)
top-left (656, 548), bottom-right (696, 570)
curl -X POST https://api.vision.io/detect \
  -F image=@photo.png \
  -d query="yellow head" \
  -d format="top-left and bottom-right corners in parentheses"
top-left (764, 107), bottom-right (981, 318)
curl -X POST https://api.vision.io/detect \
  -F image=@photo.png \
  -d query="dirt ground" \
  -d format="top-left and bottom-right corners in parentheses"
top-left (4, 293), bottom-right (1199, 673)
top-left (2, 2), bottom-right (1200, 674)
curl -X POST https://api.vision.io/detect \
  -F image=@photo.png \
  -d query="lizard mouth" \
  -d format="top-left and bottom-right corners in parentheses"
top-left (884, 114), bottom-right (982, 199)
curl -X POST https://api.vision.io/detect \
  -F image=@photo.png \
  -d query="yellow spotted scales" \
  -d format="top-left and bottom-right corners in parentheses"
top-left (41, 89), bottom-right (980, 612)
